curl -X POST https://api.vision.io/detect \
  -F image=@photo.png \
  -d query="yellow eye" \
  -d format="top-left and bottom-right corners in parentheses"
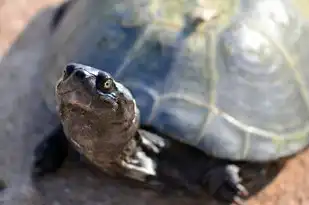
top-left (103, 79), bottom-right (113, 89)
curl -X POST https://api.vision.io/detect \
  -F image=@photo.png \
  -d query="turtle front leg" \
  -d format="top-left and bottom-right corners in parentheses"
top-left (125, 129), bottom-right (248, 204)
top-left (33, 126), bottom-right (69, 177)
top-left (201, 164), bottom-right (248, 205)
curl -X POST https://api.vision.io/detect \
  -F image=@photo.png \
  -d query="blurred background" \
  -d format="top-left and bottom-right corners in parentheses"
top-left (0, 0), bottom-right (62, 56)
top-left (0, 1), bottom-right (309, 205)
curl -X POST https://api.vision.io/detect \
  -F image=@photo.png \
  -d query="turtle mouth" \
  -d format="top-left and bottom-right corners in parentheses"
top-left (96, 91), bottom-right (119, 110)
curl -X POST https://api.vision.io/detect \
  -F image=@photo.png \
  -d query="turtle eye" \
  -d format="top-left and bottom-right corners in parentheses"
top-left (95, 72), bottom-right (115, 93)
top-left (103, 79), bottom-right (113, 89)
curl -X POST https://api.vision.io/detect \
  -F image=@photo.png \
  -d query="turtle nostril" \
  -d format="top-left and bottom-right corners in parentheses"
top-left (63, 64), bottom-right (76, 79)
top-left (66, 64), bottom-right (76, 75)
top-left (74, 70), bottom-right (86, 80)
top-left (67, 63), bottom-right (75, 71)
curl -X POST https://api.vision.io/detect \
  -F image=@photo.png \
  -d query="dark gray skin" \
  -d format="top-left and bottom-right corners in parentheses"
top-left (36, 63), bottom-right (248, 205)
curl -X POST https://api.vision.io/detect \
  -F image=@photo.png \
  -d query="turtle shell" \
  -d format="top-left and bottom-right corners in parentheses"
top-left (42, 0), bottom-right (309, 162)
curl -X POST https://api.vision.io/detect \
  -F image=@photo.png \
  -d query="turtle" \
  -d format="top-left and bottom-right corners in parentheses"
top-left (31, 0), bottom-right (309, 204)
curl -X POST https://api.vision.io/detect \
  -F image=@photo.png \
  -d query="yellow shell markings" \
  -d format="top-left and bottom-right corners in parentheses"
top-left (290, 0), bottom-right (309, 19)
top-left (243, 24), bottom-right (309, 150)
top-left (137, 89), bottom-right (309, 145)
top-left (116, 0), bottom-right (236, 76)
top-left (273, 131), bottom-right (309, 153)
top-left (115, 0), bottom-right (239, 125)
top-left (182, 0), bottom-right (239, 145)
top-left (195, 30), bottom-right (218, 144)
top-left (149, 0), bottom-right (239, 33)
top-left (114, 0), bottom-right (239, 79)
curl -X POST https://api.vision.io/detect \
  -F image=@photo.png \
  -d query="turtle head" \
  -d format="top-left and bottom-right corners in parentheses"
top-left (55, 63), bottom-right (138, 165)
top-left (56, 63), bottom-right (131, 111)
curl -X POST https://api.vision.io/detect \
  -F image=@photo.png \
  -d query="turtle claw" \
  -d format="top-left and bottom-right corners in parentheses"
top-left (236, 184), bottom-right (249, 198)
top-left (232, 196), bottom-right (246, 205)
top-left (202, 164), bottom-right (248, 204)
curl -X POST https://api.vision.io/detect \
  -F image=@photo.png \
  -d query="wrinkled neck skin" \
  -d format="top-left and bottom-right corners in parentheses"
top-left (57, 97), bottom-right (139, 175)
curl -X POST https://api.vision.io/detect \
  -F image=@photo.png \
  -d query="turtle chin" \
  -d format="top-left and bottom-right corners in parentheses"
top-left (56, 91), bottom-right (139, 168)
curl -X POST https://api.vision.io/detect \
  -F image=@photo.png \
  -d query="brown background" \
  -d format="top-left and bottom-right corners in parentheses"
top-left (0, 0), bottom-right (308, 204)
